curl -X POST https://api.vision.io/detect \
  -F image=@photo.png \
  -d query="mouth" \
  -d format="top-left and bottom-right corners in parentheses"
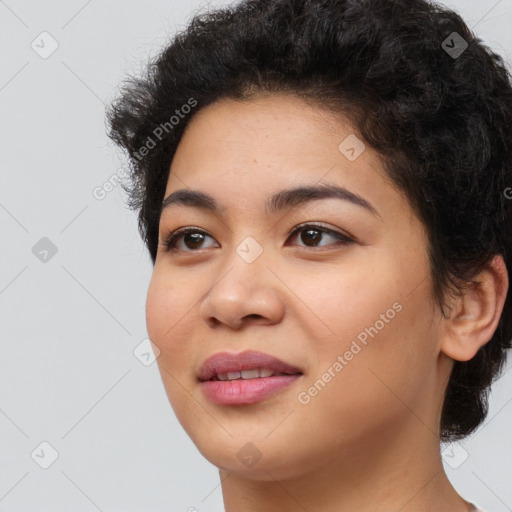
top-left (209, 368), bottom-right (301, 381)
top-left (197, 350), bottom-right (303, 405)
top-left (197, 349), bottom-right (303, 381)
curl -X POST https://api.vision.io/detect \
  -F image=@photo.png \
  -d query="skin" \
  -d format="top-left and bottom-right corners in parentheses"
top-left (145, 93), bottom-right (508, 512)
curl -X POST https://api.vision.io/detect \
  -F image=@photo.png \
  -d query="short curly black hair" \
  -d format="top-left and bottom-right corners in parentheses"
top-left (106, 0), bottom-right (512, 441)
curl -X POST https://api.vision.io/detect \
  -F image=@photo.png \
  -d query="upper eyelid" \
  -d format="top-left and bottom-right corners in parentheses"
top-left (289, 222), bottom-right (347, 235)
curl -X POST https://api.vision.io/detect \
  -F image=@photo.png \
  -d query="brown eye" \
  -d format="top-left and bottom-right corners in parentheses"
top-left (163, 228), bottom-right (218, 252)
top-left (287, 223), bottom-right (354, 249)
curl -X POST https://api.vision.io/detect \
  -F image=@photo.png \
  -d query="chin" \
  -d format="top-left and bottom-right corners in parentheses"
top-left (189, 432), bottom-right (312, 481)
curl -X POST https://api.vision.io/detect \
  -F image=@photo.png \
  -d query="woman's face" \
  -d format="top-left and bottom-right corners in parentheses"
top-left (146, 93), bottom-right (447, 479)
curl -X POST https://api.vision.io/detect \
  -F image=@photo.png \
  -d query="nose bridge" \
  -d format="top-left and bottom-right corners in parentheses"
top-left (234, 234), bottom-right (266, 266)
top-left (213, 232), bottom-right (268, 294)
top-left (219, 208), bottom-right (272, 270)
top-left (199, 233), bottom-right (284, 328)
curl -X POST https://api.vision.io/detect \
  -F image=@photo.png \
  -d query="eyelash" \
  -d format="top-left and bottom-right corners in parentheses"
top-left (161, 222), bottom-right (354, 253)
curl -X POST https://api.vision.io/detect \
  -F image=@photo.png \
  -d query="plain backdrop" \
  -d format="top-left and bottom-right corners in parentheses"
top-left (0, 0), bottom-right (511, 511)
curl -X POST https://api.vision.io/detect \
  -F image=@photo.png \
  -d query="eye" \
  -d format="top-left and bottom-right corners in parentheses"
top-left (160, 222), bottom-right (354, 253)
top-left (286, 222), bottom-right (354, 249)
top-left (162, 227), bottom-right (218, 252)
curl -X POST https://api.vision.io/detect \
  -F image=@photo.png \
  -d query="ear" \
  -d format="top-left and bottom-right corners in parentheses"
top-left (440, 255), bottom-right (509, 362)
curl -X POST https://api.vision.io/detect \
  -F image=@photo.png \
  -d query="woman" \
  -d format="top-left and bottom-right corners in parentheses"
top-left (106, 0), bottom-right (512, 510)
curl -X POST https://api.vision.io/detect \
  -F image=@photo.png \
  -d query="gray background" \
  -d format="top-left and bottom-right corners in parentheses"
top-left (0, 0), bottom-right (511, 511)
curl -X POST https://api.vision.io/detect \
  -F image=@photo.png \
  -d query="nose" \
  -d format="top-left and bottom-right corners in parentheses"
top-left (199, 252), bottom-right (285, 330)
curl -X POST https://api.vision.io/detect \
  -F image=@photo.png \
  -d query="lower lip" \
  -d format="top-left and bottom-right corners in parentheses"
top-left (200, 375), bottom-right (302, 405)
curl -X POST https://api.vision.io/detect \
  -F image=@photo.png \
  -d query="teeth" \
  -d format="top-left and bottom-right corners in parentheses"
top-left (215, 368), bottom-right (281, 381)
top-left (241, 369), bottom-right (260, 379)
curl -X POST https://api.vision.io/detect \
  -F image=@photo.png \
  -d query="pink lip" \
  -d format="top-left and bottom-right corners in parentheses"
top-left (197, 350), bottom-right (303, 406)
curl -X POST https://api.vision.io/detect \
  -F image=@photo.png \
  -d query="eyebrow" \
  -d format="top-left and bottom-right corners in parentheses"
top-left (161, 183), bottom-right (380, 218)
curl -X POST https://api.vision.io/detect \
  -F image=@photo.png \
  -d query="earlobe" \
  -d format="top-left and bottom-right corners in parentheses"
top-left (440, 255), bottom-right (509, 362)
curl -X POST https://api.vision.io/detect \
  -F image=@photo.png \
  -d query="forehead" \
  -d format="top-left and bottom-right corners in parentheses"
top-left (162, 93), bottom-right (402, 220)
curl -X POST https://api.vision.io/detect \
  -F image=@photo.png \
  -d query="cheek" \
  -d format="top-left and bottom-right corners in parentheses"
top-left (145, 276), bottom-right (170, 351)
top-left (145, 268), bottom-right (201, 401)
top-left (293, 307), bottom-right (437, 452)
top-left (292, 254), bottom-right (402, 348)
top-left (145, 267), bottom-right (194, 349)
top-left (299, 248), bottom-right (437, 400)
top-left (145, 270), bottom-right (201, 420)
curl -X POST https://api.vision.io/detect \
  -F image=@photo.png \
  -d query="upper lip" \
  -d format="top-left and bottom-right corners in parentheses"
top-left (197, 350), bottom-right (303, 381)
